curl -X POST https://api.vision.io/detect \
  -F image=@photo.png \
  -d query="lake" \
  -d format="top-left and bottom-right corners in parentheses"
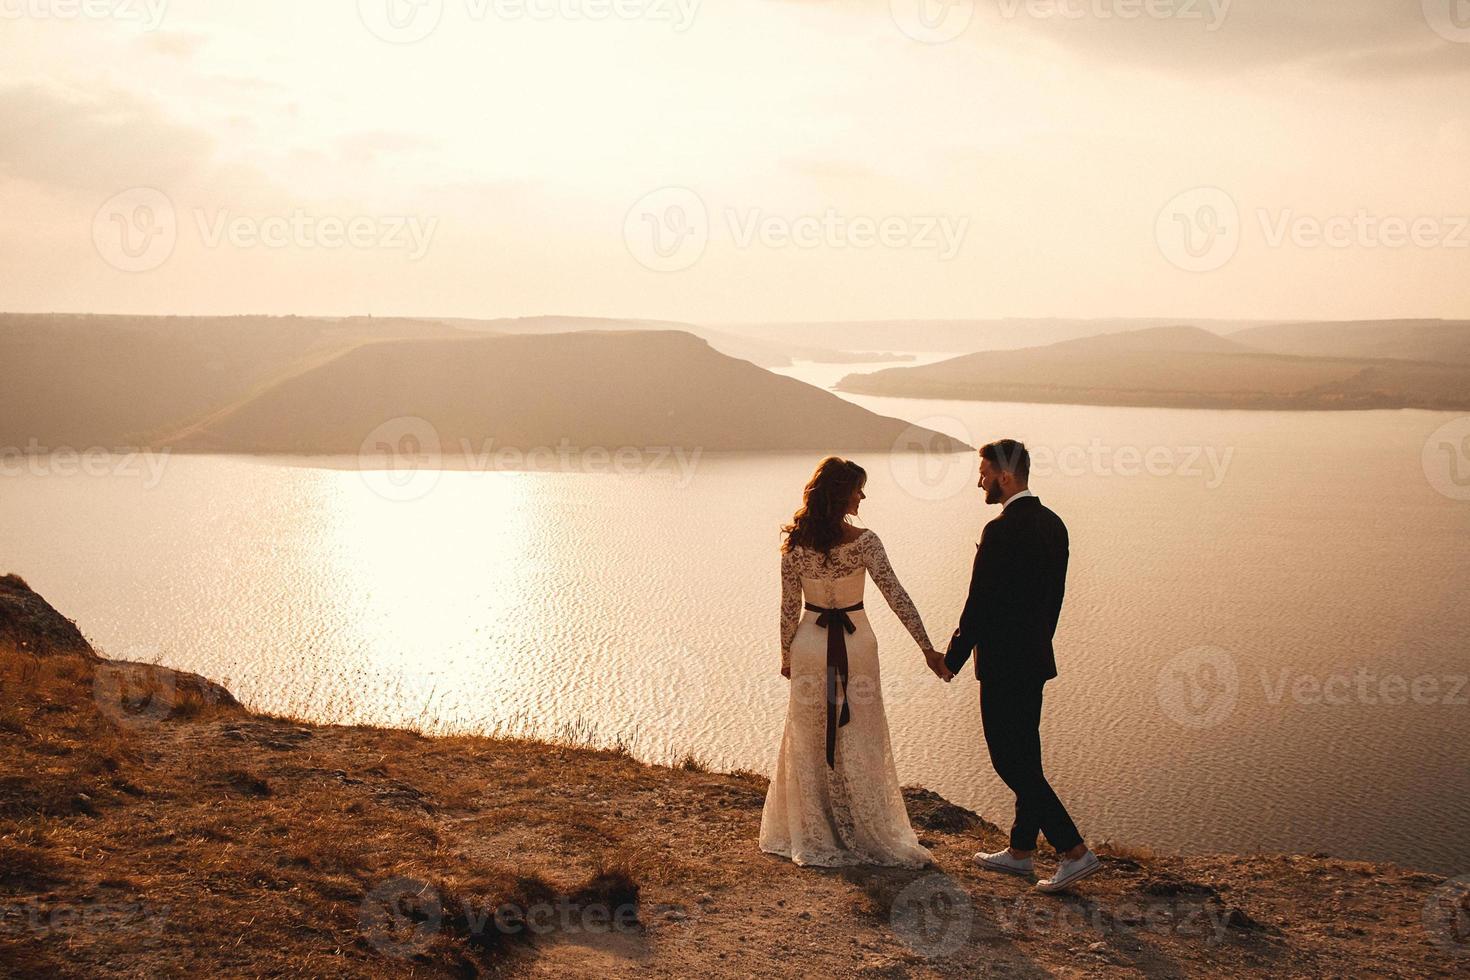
top-left (4, 361), bottom-right (1468, 873)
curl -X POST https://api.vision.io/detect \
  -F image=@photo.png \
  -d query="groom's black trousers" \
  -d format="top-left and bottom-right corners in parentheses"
top-left (981, 679), bottom-right (1083, 854)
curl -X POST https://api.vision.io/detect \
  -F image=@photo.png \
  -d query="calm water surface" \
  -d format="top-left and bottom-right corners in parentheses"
top-left (4, 363), bottom-right (1468, 873)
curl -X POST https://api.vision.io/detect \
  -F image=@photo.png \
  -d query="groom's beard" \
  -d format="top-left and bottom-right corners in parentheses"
top-left (985, 483), bottom-right (1003, 505)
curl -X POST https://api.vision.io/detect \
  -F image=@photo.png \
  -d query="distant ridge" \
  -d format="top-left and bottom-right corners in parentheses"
top-left (0, 313), bottom-right (460, 448)
top-left (0, 314), bottom-right (964, 453)
top-left (438, 315), bottom-right (912, 368)
top-left (1230, 319), bottom-right (1470, 364)
top-left (715, 317), bottom-right (1268, 354)
top-left (836, 325), bottom-right (1470, 411)
top-left (1041, 324), bottom-right (1254, 356)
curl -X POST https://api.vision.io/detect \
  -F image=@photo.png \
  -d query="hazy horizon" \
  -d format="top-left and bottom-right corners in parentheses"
top-left (5, 310), bottom-right (1468, 328)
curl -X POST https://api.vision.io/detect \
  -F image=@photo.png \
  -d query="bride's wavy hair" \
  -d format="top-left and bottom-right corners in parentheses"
top-left (781, 456), bottom-right (867, 554)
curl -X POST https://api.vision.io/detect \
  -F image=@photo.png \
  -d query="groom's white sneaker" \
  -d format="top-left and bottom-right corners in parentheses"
top-left (1035, 849), bottom-right (1101, 894)
top-left (973, 849), bottom-right (1035, 877)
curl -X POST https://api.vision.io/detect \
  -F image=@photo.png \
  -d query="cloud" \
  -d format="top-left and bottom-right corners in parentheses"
top-left (137, 31), bottom-right (209, 59)
top-left (784, 157), bottom-right (888, 182)
top-left (337, 130), bottom-right (440, 163)
top-left (1323, 39), bottom-right (1470, 78)
top-left (0, 84), bottom-right (213, 194)
top-left (794, 0), bottom-right (1470, 76)
top-left (205, 75), bottom-right (290, 94)
top-left (972, 0), bottom-right (1470, 77)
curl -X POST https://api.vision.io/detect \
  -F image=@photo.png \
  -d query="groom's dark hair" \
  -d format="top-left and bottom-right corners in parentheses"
top-left (980, 439), bottom-right (1030, 483)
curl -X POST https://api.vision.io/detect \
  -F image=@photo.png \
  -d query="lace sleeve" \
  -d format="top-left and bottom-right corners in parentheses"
top-left (859, 531), bottom-right (934, 653)
top-left (779, 547), bottom-right (802, 665)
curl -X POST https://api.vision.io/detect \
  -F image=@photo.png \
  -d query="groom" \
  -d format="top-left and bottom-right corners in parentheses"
top-left (940, 439), bottom-right (1100, 894)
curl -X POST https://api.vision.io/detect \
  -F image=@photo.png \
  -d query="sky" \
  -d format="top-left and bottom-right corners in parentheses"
top-left (1, 0), bottom-right (1468, 322)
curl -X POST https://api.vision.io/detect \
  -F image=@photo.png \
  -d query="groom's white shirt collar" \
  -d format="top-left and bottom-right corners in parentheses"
top-left (1002, 489), bottom-right (1036, 509)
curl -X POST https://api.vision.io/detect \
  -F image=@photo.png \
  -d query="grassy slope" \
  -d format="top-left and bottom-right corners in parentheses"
top-left (1, 577), bottom-right (1464, 978)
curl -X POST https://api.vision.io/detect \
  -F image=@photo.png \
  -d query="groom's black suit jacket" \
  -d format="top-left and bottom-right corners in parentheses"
top-left (944, 495), bottom-right (1067, 685)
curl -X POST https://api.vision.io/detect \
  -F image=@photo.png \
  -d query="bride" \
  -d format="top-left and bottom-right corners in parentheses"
top-left (759, 456), bottom-right (949, 868)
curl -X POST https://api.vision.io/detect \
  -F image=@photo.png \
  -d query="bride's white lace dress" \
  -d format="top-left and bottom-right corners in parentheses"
top-left (759, 528), bottom-right (934, 868)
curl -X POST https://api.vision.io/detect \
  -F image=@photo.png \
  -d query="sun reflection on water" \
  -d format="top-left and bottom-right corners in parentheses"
top-left (314, 467), bottom-right (551, 732)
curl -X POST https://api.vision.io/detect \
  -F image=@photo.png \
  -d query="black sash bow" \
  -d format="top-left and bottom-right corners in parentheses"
top-left (805, 600), bottom-right (863, 768)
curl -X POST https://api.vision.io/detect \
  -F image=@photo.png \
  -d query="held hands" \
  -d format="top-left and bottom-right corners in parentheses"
top-left (923, 646), bottom-right (954, 682)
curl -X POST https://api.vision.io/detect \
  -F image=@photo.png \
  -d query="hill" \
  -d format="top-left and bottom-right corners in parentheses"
top-left (439, 316), bottom-right (913, 368)
top-left (165, 330), bottom-right (968, 453)
top-left (1, 575), bottom-right (1462, 977)
top-left (1039, 324), bottom-right (1255, 356)
top-left (718, 318), bottom-right (1265, 354)
top-left (0, 314), bottom-right (461, 449)
top-left (1230, 320), bottom-right (1470, 364)
top-left (0, 315), bottom-right (952, 454)
top-left (836, 326), bottom-right (1470, 411)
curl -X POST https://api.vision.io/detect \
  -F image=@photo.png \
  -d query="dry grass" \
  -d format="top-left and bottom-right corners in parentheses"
top-left (0, 642), bottom-right (656, 977)
top-left (0, 835), bottom-right (62, 891)
top-left (2, 633), bottom-right (1463, 978)
top-left (0, 935), bottom-right (71, 979)
top-left (0, 701), bottom-right (28, 736)
top-left (1096, 840), bottom-right (1161, 863)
